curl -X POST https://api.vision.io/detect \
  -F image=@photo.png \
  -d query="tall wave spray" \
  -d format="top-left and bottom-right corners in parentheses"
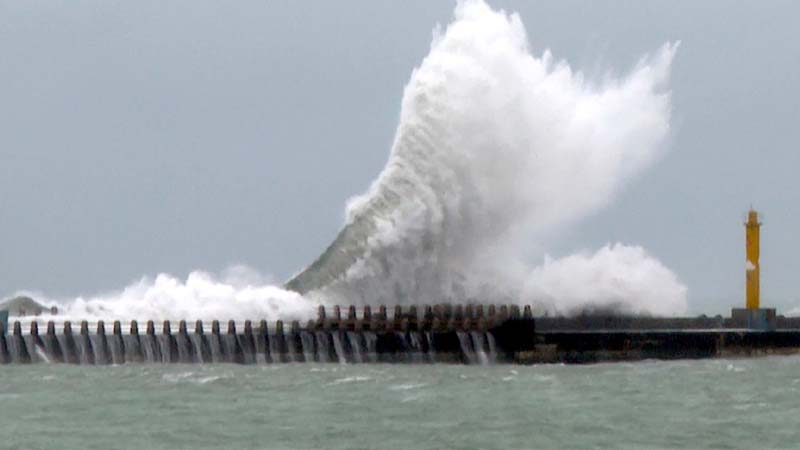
top-left (10, 0), bottom-right (687, 320)
top-left (287, 0), bottom-right (687, 315)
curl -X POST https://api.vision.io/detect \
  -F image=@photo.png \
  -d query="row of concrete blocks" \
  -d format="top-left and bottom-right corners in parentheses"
top-left (0, 317), bottom-right (504, 365)
top-left (316, 304), bottom-right (532, 329)
top-left (1, 304), bottom-right (531, 337)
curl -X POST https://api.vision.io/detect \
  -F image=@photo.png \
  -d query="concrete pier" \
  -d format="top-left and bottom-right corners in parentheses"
top-left (93, 321), bottom-right (112, 365)
top-left (10, 322), bottom-right (31, 364)
top-left (144, 320), bottom-right (161, 363)
top-left (61, 322), bottom-right (79, 364)
top-left (44, 322), bottom-right (63, 363)
top-left (26, 321), bottom-right (44, 363)
top-left (240, 320), bottom-right (256, 364)
top-left (193, 320), bottom-right (212, 363)
top-left (209, 320), bottom-right (223, 363)
top-left (110, 321), bottom-right (125, 364)
top-left (272, 320), bottom-right (287, 363)
top-left (176, 320), bottom-right (194, 363)
top-left (225, 320), bottom-right (244, 364)
top-left (160, 321), bottom-right (178, 363)
top-left (0, 326), bottom-right (9, 364)
top-left (78, 321), bottom-right (94, 365)
top-left (288, 321), bottom-right (303, 362)
top-left (124, 321), bottom-right (144, 363)
top-left (253, 320), bottom-right (269, 364)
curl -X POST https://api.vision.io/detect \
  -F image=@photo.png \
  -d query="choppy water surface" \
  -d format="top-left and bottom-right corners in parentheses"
top-left (2, 358), bottom-right (800, 449)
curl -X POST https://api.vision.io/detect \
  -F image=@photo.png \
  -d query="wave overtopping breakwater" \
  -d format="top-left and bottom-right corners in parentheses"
top-left (6, 0), bottom-right (687, 321)
top-left (287, 0), bottom-right (685, 315)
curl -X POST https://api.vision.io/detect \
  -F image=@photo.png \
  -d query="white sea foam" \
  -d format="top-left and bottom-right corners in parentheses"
top-left (15, 267), bottom-right (316, 321)
top-left (523, 244), bottom-right (687, 316)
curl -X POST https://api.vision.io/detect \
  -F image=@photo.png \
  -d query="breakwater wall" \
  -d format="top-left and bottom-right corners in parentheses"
top-left (528, 330), bottom-right (800, 363)
top-left (4, 304), bottom-right (800, 365)
top-left (0, 304), bottom-right (536, 365)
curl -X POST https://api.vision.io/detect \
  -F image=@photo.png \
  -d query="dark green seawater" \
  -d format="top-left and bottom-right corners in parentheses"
top-left (2, 357), bottom-right (800, 449)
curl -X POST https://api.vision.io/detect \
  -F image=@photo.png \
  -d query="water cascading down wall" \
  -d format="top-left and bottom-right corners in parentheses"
top-left (0, 304), bottom-right (536, 365)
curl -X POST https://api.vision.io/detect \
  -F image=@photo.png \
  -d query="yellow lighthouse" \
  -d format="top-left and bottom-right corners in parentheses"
top-left (745, 209), bottom-right (761, 309)
top-left (732, 208), bottom-right (775, 330)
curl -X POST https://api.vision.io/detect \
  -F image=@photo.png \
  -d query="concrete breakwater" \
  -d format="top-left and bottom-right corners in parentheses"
top-left (0, 304), bottom-right (536, 365)
top-left (4, 304), bottom-right (800, 365)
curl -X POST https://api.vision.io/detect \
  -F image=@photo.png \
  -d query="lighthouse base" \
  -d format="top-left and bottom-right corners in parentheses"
top-left (731, 308), bottom-right (776, 330)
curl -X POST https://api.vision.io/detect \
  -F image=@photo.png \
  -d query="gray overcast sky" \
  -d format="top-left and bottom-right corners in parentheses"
top-left (1, 1), bottom-right (798, 314)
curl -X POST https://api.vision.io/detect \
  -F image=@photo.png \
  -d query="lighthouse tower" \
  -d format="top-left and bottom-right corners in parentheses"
top-left (745, 209), bottom-right (761, 309)
top-left (732, 208), bottom-right (776, 330)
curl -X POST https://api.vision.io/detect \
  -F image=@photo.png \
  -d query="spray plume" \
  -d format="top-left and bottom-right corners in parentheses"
top-left (287, 0), bottom-right (686, 314)
top-left (11, 0), bottom-right (687, 319)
